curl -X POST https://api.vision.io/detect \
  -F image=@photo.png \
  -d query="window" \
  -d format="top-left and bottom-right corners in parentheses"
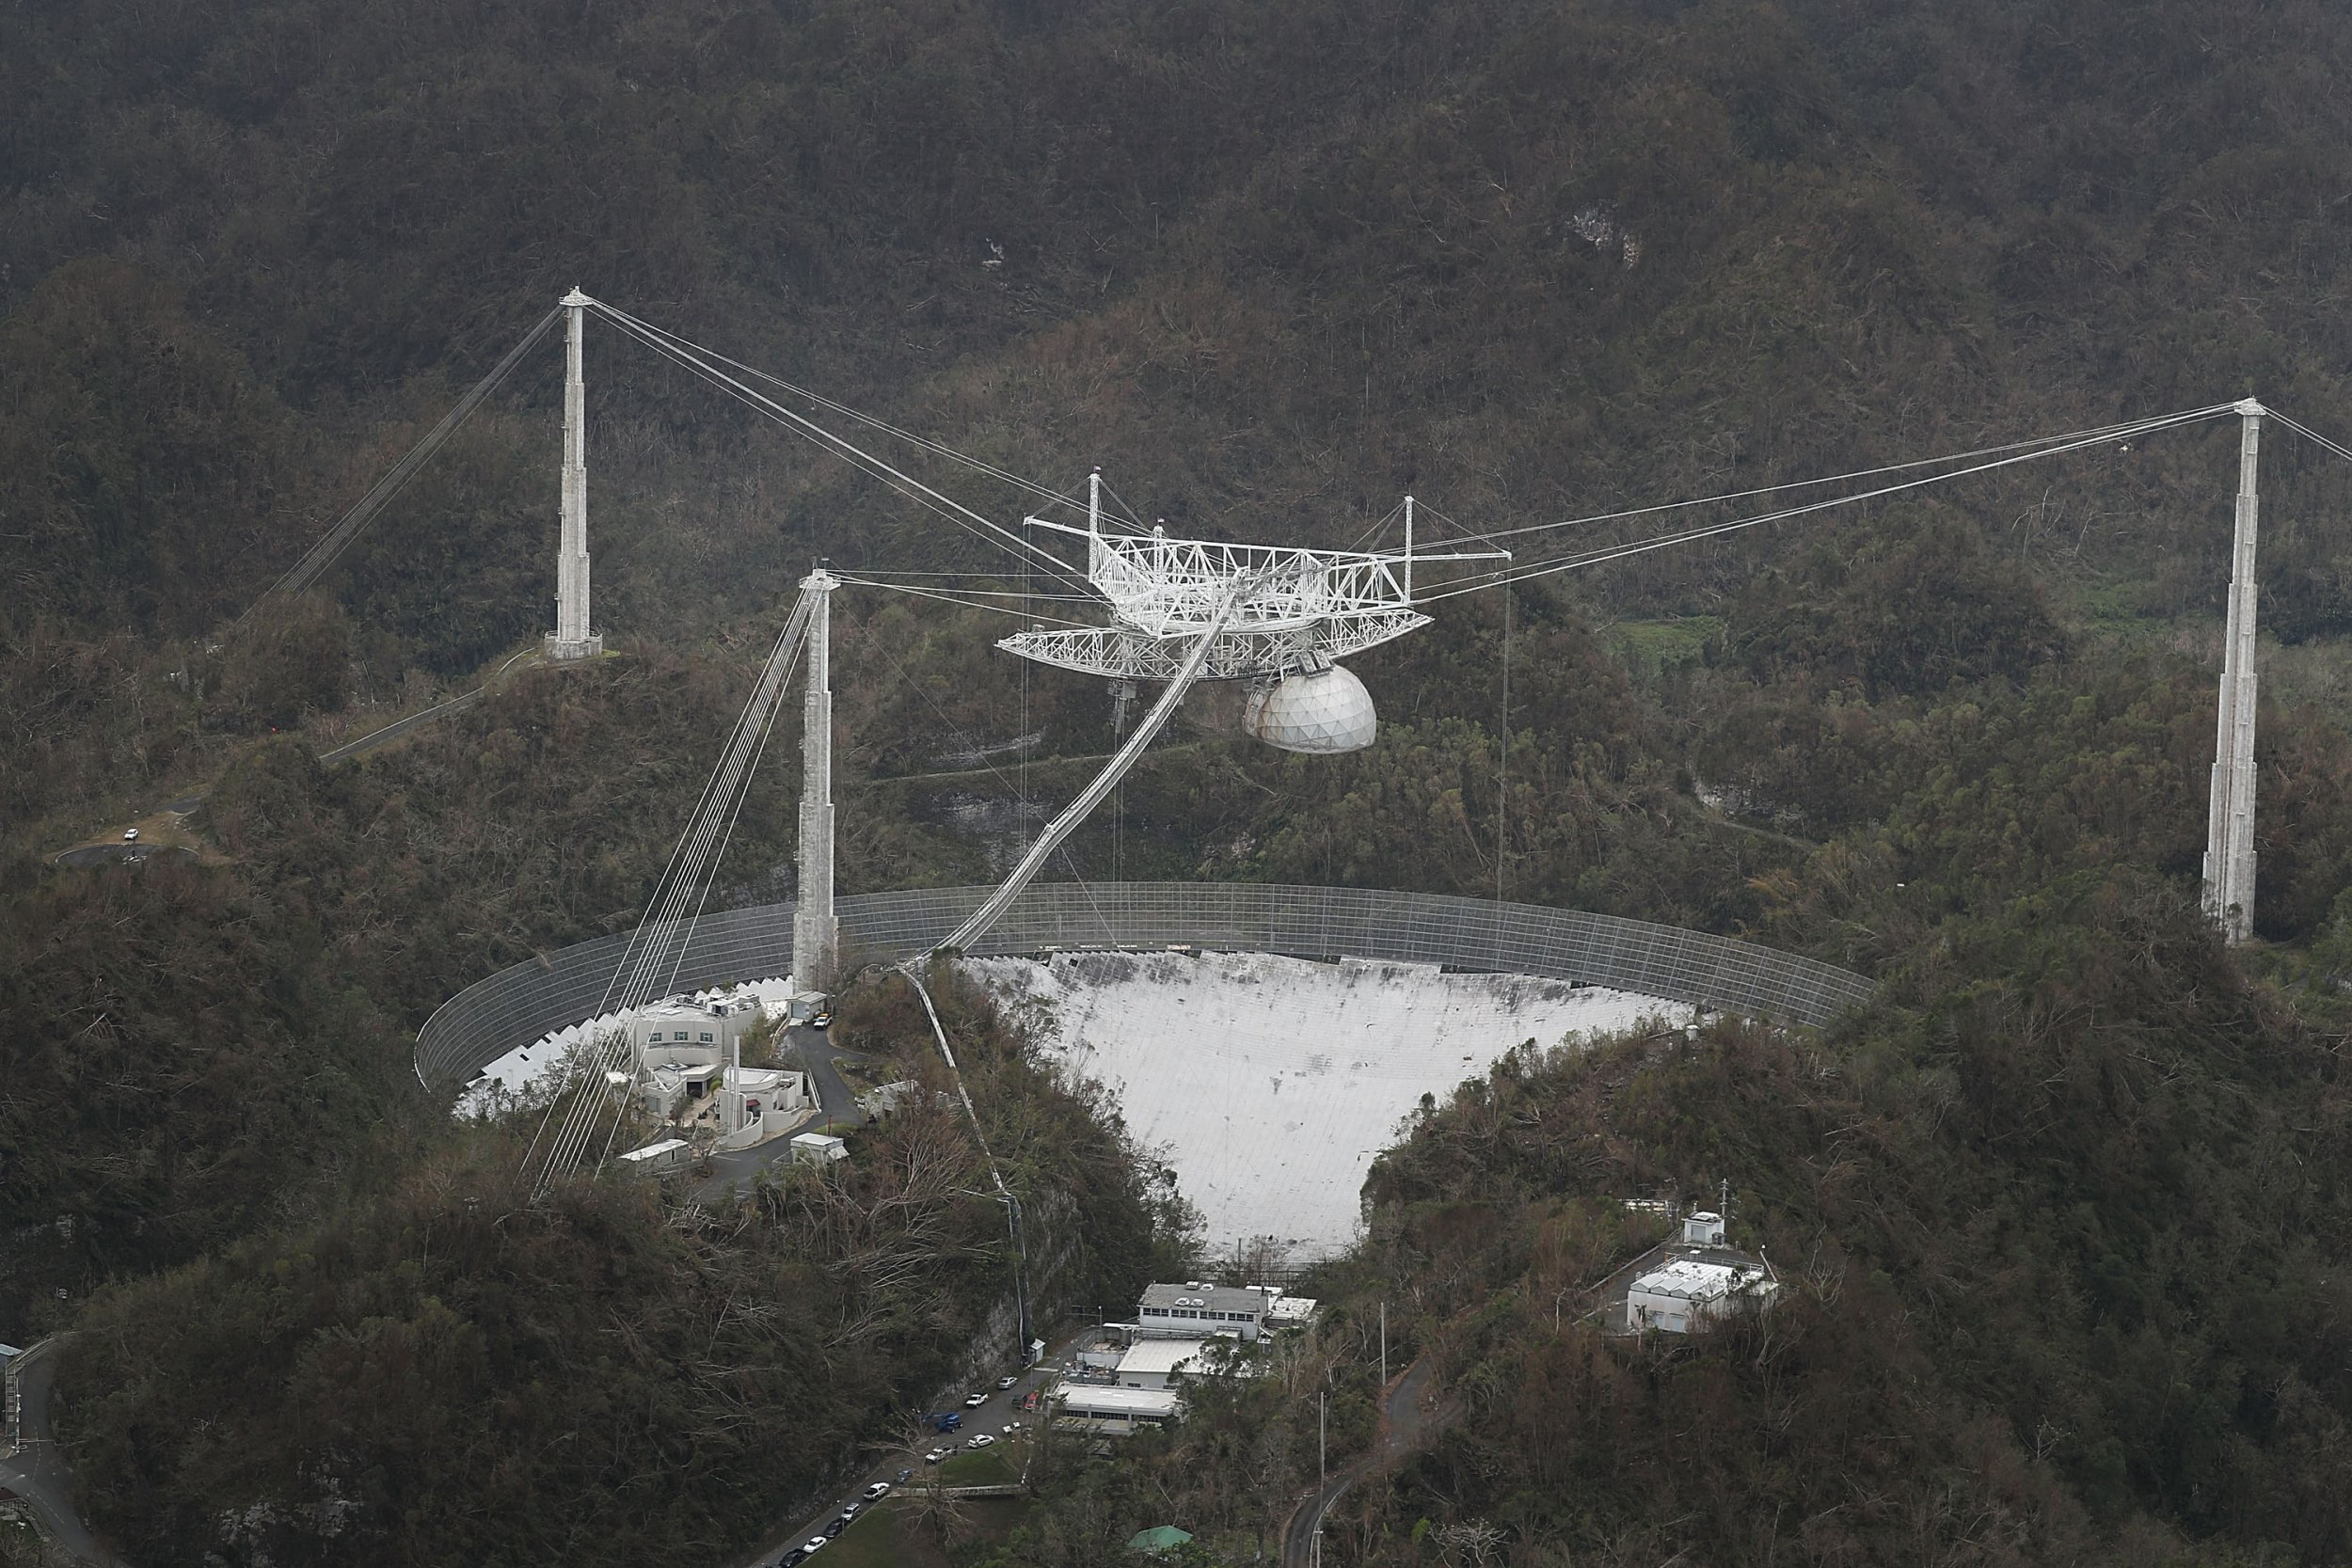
top-left (700, 1031), bottom-right (714, 1042)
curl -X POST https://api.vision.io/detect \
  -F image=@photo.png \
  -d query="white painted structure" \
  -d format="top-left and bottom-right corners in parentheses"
top-left (1114, 1336), bottom-right (1237, 1389)
top-left (628, 993), bottom-right (762, 1067)
top-left (1136, 1282), bottom-right (1278, 1341)
top-left (1626, 1258), bottom-right (1777, 1335)
top-left (1242, 660), bottom-right (1378, 753)
top-left (1263, 1292), bottom-right (1319, 1331)
top-left (793, 568), bottom-right (839, 991)
top-left (790, 1132), bottom-right (849, 1166)
top-left (1048, 1381), bottom-right (1183, 1433)
top-left (616, 1137), bottom-right (690, 1174)
top-left (1001, 483), bottom-right (1501, 706)
top-left (544, 288), bottom-right (603, 661)
top-left (2203, 398), bottom-right (2266, 943)
top-left (1682, 1210), bottom-right (1727, 1246)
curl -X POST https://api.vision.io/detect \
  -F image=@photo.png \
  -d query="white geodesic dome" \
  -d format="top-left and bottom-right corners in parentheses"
top-left (1244, 664), bottom-right (1377, 753)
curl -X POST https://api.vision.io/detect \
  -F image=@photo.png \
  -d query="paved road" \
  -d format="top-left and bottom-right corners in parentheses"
top-left (1281, 1356), bottom-right (1439, 1568)
top-left (50, 844), bottom-right (197, 869)
top-left (724, 1352), bottom-right (1060, 1568)
top-left (687, 1028), bottom-right (876, 1202)
top-left (1, 1340), bottom-right (125, 1565)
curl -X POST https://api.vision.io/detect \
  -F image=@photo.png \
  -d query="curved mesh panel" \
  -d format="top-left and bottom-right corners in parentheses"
top-left (416, 884), bottom-right (1876, 1091)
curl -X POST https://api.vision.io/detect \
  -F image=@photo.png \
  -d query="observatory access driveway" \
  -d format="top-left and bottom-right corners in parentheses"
top-left (686, 1026), bottom-right (875, 1202)
top-left (1, 1339), bottom-right (127, 1566)
top-left (1282, 1356), bottom-right (1444, 1568)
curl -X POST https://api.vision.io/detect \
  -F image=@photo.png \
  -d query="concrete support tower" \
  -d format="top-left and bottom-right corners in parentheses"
top-left (2203, 399), bottom-right (2266, 943)
top-left (545, 289), bottom-right (604, 660)
top-left (793, 569), bottom-right (839, 992)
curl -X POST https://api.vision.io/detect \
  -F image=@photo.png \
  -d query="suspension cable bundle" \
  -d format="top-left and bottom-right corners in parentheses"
top-left (520, 583), bottom-right (819, 1196)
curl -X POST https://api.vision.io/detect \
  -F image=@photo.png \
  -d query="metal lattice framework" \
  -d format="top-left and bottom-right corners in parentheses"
top-left (996, 492), bottom-right (1502, 682)
top-left (415, 882), bottom-right (1877, 1092)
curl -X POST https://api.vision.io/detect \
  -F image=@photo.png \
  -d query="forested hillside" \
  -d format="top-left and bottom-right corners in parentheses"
top-left (8, 1), bottom-right (2352, 1564)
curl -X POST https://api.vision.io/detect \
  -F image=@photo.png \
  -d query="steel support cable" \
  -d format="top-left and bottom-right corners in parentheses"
top-left (552, 585), bottom-right (828, 1175)
top-left (524, 592), bottom-right (815, 1190)
top-left (593, 668), bottom-right (795, 1174)
top-left (850, 599), bottom-right (1120, 942)
top-left (554, 621), bottom-right (812, 1175)
top-left (1426, 402), bottom-right (2242, 554)
top-left (836, 574), bottom-right (1103, 602)
top-left (589, 306), bottom-right (1097, 594)
top-left (2274, 411), bottom-right (2352, 468)
top-left (590, 313), bottom-right (1022, 552)
top-left (1434, 403), bottom-right (2232, 593)
top-left (831, 576), bottom-right (1099, 628)
top-left (932, 585), bottom-right (1243, 957)
top-left (584, 297), bottom-right (1092, 520)
top-left (262, 307), bottom-right (563, 605)
top-left (596, 319), bottom-right (1068, 581)
top-left (893, 962), bottom-right (1030, 1349)
top-left (1413, 404), bottom-right (2238, 604)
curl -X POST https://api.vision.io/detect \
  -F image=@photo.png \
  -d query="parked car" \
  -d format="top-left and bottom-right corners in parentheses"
top-left (838, 1502), bottom-right (863, 1522)
top-left (893, 1466), bottom-right (914, 1483)
top-left (862, 1481), bottom-right (892, 1501)
top-left (961, 1391), bottom-right (990, 1407)
top-left (811, 1011), bottom-right (834, 1029)
top-left (822, 1519), bottom-right (848, 1539)
top-left (779, 1550), bottom-right (806, 1567)
top-left (121, 828), bottom-right (139, 842)
top-left (994, 1374), bottom-right (1019, 1390)
top-left (925, 1447), bottom-right (950, 1464)
top-left (965, 1433), bottom-right (995, 1449)
top-left (801, 1541), bottom-right (829, 1556)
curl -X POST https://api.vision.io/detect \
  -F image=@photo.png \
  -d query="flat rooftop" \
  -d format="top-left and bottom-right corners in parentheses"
top-left (1139, 1282), bottom-right (1275, 1318)
top-left (1117, 1337), bottom-right (1231, 1377)
top-left (1051, 1382), bottom-right (1183, 1416)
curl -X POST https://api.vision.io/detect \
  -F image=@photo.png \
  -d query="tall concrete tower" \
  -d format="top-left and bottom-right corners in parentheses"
top-left (793, 568), bottom-right (839, 992)
top-left (545, 289), bottom-right (604, 661)
top-left (2202, 399), bottom-right (2265, 943)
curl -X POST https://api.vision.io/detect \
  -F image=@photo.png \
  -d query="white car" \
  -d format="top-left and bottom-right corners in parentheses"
top-left (860, 1481), bottom-right (891, 1501)
top-left (801, 1541), bottom-right (828, 1555)
top-left (122, 828), bottom-right (139, 842)
top-left (961, 1391), bottom-right (990, 1407)
top-left (994, 1374), bottom-right (1019, 1390)
top-left (925, 1447), bottom-right (950, 1464)
top-left (964, 1433), bottom-right (995, 1449)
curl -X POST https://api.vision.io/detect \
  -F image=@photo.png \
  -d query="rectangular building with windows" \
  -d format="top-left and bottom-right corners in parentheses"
top-left (1135, 1282), bottom-right (1312, 1341)
top-left (1048, 1382), bottom-right (1183, 1434)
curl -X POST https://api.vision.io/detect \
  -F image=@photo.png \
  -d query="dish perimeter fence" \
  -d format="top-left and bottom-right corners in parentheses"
top-left (415, 882), bottom-right (1877, 1091)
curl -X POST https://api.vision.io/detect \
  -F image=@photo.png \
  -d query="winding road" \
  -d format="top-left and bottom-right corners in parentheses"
top-left (1282, 1356), bottom-right (1442, 1568)
top-left (1, 1340), bottom-right (124, 1565)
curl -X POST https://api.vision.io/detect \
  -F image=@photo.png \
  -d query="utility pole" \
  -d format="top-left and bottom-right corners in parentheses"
top-left (544, 288), bottom-right (603, 661)
top-left (1319, 1390), bottom-right (1327, 1489)
top-left (794, 568), bottom-right (838, 992)
top-left (2203, 399), bottom-right (2266, 943)
top-left (1379, 1301), bottom-right (1388, 1388)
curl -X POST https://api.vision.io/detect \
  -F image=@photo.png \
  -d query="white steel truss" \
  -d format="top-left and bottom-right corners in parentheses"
top-left (998, 490), bottom-right (1502, 681)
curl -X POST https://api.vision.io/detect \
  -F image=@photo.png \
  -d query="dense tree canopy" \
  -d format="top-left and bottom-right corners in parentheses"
top-left (8, 1), bottom-right (2352, 1563)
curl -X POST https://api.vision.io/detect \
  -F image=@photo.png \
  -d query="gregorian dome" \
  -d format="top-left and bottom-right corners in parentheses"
top-left (1244, 662), bottom-right (1377, 753)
